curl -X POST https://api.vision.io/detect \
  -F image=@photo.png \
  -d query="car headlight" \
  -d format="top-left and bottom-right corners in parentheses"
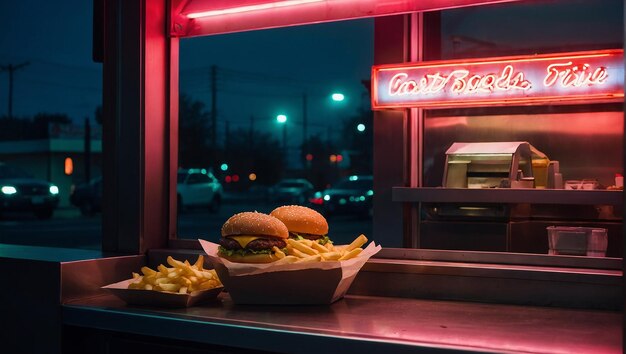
top-left (49, 185), bottom-right (59, 195)
top-left (1, 186), bottom-right (17, 195)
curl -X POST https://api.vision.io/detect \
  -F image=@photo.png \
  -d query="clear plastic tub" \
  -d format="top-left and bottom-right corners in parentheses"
top-left (546, 226), bottom-right (607, 257)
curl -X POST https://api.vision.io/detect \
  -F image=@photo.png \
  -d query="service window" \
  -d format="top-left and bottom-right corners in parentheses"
top-left (175, 19), bottom-right (374, 245)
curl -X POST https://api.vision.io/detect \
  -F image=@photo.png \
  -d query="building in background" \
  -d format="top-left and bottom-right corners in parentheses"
top-left (0, 123), bottom-right (101, 207)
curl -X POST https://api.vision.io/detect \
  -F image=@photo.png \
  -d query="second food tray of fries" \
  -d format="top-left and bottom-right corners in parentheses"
top-left (103, 255), bottom-right (224, 308)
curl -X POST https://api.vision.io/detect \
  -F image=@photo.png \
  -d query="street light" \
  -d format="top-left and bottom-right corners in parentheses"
top-left (357, 123), bottom-right (366, 132)
top-left (331, 92), bottom-right (345, 102)
top-left (276, 114), bottom-right (287, 152)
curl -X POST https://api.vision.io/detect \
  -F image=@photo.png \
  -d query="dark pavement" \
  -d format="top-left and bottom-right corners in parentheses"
top-left (0, 194), bottom-right (372, 250)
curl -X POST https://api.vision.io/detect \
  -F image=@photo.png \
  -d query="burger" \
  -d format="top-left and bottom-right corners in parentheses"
top-left (218, 211), bottom-right (289, 263)
top-left (270, 205), bottom-right (332, 245)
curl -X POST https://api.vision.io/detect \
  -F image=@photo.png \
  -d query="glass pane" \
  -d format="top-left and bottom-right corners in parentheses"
top-left (0, 1), bottom-right (102, 250)
top-left (417, 0), bottom-right (623, 257)
top-left (177, 19), bottom-right (374, 245)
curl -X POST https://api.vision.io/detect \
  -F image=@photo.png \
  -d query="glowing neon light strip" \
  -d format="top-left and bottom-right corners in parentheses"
top-left (187, 0), bottom-right (324, 19)
top-left (372, 49), bottom-right (624, 109)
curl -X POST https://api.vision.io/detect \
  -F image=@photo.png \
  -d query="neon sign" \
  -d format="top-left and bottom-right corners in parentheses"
top-left (372, 50), bottom-right (623, 109)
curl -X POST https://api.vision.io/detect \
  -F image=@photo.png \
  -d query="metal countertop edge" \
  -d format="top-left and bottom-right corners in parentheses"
top-left (61, 304), bottom-right (501, 354)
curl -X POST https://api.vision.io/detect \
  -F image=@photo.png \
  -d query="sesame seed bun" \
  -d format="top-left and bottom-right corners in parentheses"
top-left (270, 205), bottom-right (329, 236)
top-left (221, 211), bottom-right (289, 239)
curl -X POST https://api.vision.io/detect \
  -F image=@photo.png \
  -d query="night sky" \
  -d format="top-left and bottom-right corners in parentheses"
top-left (0, 0), bottom-right (374, 146)
top-left (0, 0), bottom-right (101, 122)
top-left (0, 0), bottom-right (622, 143)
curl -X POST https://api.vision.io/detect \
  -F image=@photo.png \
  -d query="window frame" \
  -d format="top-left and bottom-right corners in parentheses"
top-left (100, 0), bottom-right (624, 274)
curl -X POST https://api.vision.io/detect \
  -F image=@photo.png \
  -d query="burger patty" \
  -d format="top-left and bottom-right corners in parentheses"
top-left (220, 237), bottom-right (287, 250)
top-left (289, 232), bottom-right (321, 240)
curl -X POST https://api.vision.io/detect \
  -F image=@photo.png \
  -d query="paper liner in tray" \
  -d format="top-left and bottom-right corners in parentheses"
top-left (199, 239), bottom-right (381, 305)
top-left (102, 278), bottom-right (223, 308)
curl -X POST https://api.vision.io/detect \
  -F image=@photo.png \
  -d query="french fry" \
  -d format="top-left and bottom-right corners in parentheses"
top-left (158, 283), bottom-right (181, 292)
top-left (128, 255), bottom-right (222, 294)
top-left (157, 264), bottom-right (170, 274)
top-left (311, 242), bottom-right (328, 253)
top-left (194, 255), bottom-right (205, 270)
top-left (339, 248), bottom-right (363, 260)
top-left (297, 254), bottom-right (322, 263)
top-left (272, 246), bottom-right (286, 259)
top-left (167, 256), bottom-right (186, 269)
top-left (345, 234), bottom-right (368, 252)
top-left (128, 282), bottom-right (144, 289)
top-left (154, 277), bottom-right (172, 285)
top-left (288, 247), bottom-right (309, 258)
top-left (287, 239), bottom-right (318, 255)
top-left (300, 239), bottom-right (314, 247)
top-left (276, 234), bottom-right (370, 263)
top-left (320, 251), bottom-right (342, 261)
top-left (273, 255), bottom-right (300, 265)
top-left (167, 268), bottom-right (183, 278)
top-left (141, 266), bottom-right (157, 276)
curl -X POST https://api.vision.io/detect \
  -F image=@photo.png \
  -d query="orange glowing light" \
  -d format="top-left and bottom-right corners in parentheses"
top-left (329, 154), bottom-right (337, 163)
top-left (249, 173), bottom-right (257, 181)
top-left (64, 157), bottom-right (73, 175)
top-left (372, 49), bottom-right (624, 109)
top-left (187, 0), bottom-right (323, 19)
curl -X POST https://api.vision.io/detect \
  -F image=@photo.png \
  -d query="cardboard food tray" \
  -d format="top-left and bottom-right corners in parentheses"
top-left (102, 278), bottom-right (223, 308)
top-left (200, 239), bottom-right (381, 305)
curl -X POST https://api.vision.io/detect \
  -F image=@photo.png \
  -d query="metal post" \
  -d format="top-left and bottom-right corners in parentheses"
top-left (302, 92), bottom-right (308, 157)
top-left (283, 123), bottom-right (287, 152)
top-left (0, 62), bottom-right (29, 119)
top-left (84, 117), bottom-right (91, 183)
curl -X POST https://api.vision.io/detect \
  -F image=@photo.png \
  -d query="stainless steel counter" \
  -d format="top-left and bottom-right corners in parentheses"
top-left (62, 292), bottom-right (621, 354)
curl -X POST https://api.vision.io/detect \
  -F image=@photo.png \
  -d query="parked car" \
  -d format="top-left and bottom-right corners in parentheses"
top-left (70, 177), bottom-right (102, 216)
top-left (309, 175), bottom-right (373, 219)
top-left (0, 162), bottom-right (60, 219)
top-left (177, 168), bottom-right (223, 213)
top-left (267, 178), bottom-right (314, 204)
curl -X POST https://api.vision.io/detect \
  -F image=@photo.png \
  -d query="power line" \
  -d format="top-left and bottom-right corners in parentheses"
top-left (22, 79), bottom-right (102, 92)
top-left (30, 59), bottom-right (102, 73)
top-left (0, 62), bottom-right (30, 119)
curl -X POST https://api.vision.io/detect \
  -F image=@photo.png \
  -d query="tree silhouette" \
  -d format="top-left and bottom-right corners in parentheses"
top-left (338, 108), bottom-right (373, 175)
top-left (178, 94), bottom-right (212, 168)
top-left (94, 105), bottom-right (102, 125)
top-left (0, 113), bottom-right (70, 141)
top-left (225, 127), bottom-right (284, 187)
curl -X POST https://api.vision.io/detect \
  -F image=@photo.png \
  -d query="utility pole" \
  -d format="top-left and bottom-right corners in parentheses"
top-left (225, 120), bottom-right (230, 152)
top-left (249, 115), bottom-right (255, 148)
top-left (302, 92), bottom-right (308, 159)
top-left (0, 62), bottom-right (30, 119)
top-left (84, 117), bottom-right (91, 183)
top-left (210, 65), bottom-right (217, 153)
